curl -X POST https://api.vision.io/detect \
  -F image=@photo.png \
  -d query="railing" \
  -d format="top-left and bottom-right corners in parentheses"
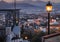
top-left (42, 32), bottom-right (60, 42)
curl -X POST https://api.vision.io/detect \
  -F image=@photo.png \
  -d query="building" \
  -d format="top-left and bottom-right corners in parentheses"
top-left (0, 9), bottom-right (20, 27)
top-left (0, 9), bottom-right (20, 42)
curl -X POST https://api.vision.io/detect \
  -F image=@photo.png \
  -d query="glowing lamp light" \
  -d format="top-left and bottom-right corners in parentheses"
top-left (25, 36), bottom-right (28, 40)
top-left (46, 1), bottom-right (53, 12)
top-left (16, 18), bottom-right (18, 23)
top-left (16, 20), bottom-right (18, 23)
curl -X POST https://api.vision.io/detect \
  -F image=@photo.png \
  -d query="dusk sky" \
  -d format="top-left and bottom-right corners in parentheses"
top-left (0, 0), bottom-right (60, 3)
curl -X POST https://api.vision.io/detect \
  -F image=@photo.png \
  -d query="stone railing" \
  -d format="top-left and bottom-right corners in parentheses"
top-left (42, 32), bottom-right (60, 42)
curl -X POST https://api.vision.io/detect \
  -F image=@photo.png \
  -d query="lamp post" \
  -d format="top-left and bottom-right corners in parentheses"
top-left (46, 1), bottom-right (53, 34)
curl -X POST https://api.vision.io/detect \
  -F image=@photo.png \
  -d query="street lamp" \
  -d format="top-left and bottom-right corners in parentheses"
top-left (46, 1), bottom-right (53, 34)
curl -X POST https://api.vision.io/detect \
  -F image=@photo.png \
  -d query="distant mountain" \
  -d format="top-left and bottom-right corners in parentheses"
top-left (16, 1), bottom-right (60, 10)
top-left (16, 1), bottom-right (46, 8)
top-left (0, 1), bottom-right (8, 9)
top-left (0, 1), bottom-right (43, 9)
top-left (0, 1), bottom-right (60, 9)
top-left (0, 1), bottom-right (14, 9)
top-left (53, 3), bottom-right (60, 10)
top-left (0, 1), bottom-right (60, 14)
top-left (16, 3), bottom-right (39, 8)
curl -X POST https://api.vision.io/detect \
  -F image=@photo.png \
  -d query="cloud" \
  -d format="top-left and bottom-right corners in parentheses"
top-left (3, 0), bottom-right (24, 2)
top-left (2, 0), bottom-right (60, 3)
top-left (32, 0), bottom-right (37, 1)
top-left (41, 0), bottom-right (60, 3)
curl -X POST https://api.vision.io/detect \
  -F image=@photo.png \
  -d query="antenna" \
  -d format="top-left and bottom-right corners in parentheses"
top-left (14, 0), bottom-right (16, 9)
top-left (13, 0), bottom-right (16, 25)
top-left (14, 0), bottom-right (18, 26)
